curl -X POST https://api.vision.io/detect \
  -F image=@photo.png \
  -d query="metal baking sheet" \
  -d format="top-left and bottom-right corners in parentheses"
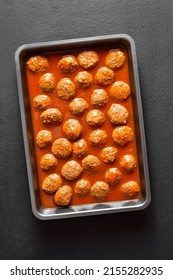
top-left (15, 34), bottom-right (151, 220)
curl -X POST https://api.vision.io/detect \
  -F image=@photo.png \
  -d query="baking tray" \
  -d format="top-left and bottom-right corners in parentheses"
top-left (15, 34), bottom-right (151, 220)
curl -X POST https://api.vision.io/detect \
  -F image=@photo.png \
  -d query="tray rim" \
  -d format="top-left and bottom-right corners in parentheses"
top-left (15, 34), bottom-right (151, 220)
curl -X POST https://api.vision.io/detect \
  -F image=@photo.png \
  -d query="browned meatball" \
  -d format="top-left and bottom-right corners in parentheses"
top-left (112, 126), bottom-right (134, 146)
top-left (105, 167), bottom-right (122, 186)
top-left (86, 110), bottom-right (105, 127)
top-left (91, 181), bottom-right (110, 201)
top-left (57, 78), bottom-right (76, 100)
top-left (42, 174), bottom-right (62, 194)
top-left (105, 50), bottom-right (125, 69)
top-left (40, 154), bottom-right (58, 171)
top-left (88, 129), bottom-right (108, 147)
top-left (73, 139), bottom-right (88, 158)
top-left (120, 154), bottom-right (136, 173)
top-left (107, 103), bottom-right (129, 125)
top-left (39, 73), bottom-right (56, 93)
top-left (74, 71), bottom-right (93, 88)
top-left (91, 89), bottom-right (108, 107)
top-left (61, 160), bottom-right (83, 181)
top-left (62, 119), bottom-right (83, 141)
top-left (109, 81), bottom-right (130, 100)
top-left (69, 98), bottom-right (89, 115)
top-left (58, 55), bottom-right (79, 73)
top-left (54, 185), bottom-right (73, 206)
top-left (40, 108), bottom-right (62, 126)
top-left (120, 181), bottom-right (140, 199)
top-left (74, 179), bottom-right (91, 197)
top-left (100, 146), bottom-right (118, 163)
top-left (82, 155), bottom-right (101, 171)
top-left (51, 138), bottom-right (72, 159)
top-left (36, 130), bottom-right (53, 148)
top-left (26, 56), bottom-right (49, 73)
top-left (95, 67), bottom-right (114, 86)
top-left (77, 50), bottom-right (99, 69)
top-left (33, 95), bottom-right (52, 111)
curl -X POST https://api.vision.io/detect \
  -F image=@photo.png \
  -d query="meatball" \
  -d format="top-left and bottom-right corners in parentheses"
top-left (120, 154), bottom-right (136, 173)
top-left (100, 146), bottom-right (118, 163)
top-left (39, 73), bottom-right (56, 93)
top-left (74, 179), bottom-right (91, 197)
top-left (88, 129), bottom-right (108, 147)
top-left (105, 167), bottom-right (122, 186)
top-left (36, 130), bottom-right (53, 148)
top-left (73, 139), bottom-right (88, 158)
top-left (91, 181), bottom-right (110, 201)
top-left (61, 160), bottom-right (83, 181)
top-left (82, 155), bottom-right (101, 172)
top-left (74, 71), bottom-right (93, 88)
top-left (57, 78), bottom-right (76, 100)
top-left (58, 55), bottom-right (79, 73)
top-left (62, 119), bottom-right (83, 141)
top-left (107, 103), bottom-right (129, 125)
top-left (109, 81), bottom-right (130, 100)
top-left (51, 138), bottom-right (72, 159)
top-left (40, 108), bottom-right (62, 126)
top-left (105, 50), bottom-right (125, 69)
top-left (40, 154), bottom-right (58, 171)
top-left (26, 56), bottom-right (49, 73)
top-left (112, 126), bottom-right (134, 146)
top-left (54, 185), bottom-right (73, 206)
top-left (33, 95), bottom-right (52, 111)
top-left (77, 50), bottom-right (99, 69)
top-left (95, 67), bottom-right (114, 86)
top-left (120, 181), bottom-right (140, 199)
top-left (69, 98), bottom-right (89, 115)
top-left (91, 89), bottom-right (108, 107)
top-left (86, 110), bottom-right (105, 127)
top-left (42, 174), bottom-right (62, 194)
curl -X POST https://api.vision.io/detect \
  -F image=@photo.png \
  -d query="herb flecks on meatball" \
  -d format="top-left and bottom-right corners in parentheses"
top-left (36, 130), bottom-right (53, 148)
top-left (58, 55), bottom-right (79, 73)
top-left (61, 160), bottom-right (83, 181)
top-left (54, 185), bottom-right (73, 206)
top-left (74, 71), bottom-right (94, 89)
top-left (42, 174), bottom-right (62, 194)
top-left (77, 50), bottom-right (99, 69)
top-left (82, 155), bottom-right (101, 172)
top-left (105, 168), bottom-right (122, 186)
top-left (107, 103), bottom-right (129, 125)
top-left (40, 154), bottom-right (58, 171)
top-left (52, 138), bottom-right (72, 159)
top-left (91, 181), bottom-right (110, 201)
top-left (26, 56), bottom-right (49, 73)
top-left (33, 95), bottom-right (52, 111)
top-left (75, 179), bottom-right (91, 197)
top-left (112, 126), bottom-right (134, 146)
top-left (86, 109), bottom-right (105, 127)
top-left (120, 181), bottom-right (140, 199)
top-left (95, 67), bottom-right (114, 86)
top-left (39, 73), bottom-right (56, 93)
top-left (40, 108), bottom-right (62, 126)
top-left (105, 50), bottom-right (125, 69)
top-left (91, 89), bottom-right (108, 107)
top-left (109, 81), bottom-right (130, 101)
top-left (88, 129), bottom-right (108, 147)
top-left (62, 119), bottom-right (83, 141)
top-left (57, 78), bottom-right (76, 100)
top-left (69, 98), bottom-right (89, 115)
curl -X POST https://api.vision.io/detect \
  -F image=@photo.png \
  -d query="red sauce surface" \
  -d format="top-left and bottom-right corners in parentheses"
top-left (26, 45), bottom-right (141, 208)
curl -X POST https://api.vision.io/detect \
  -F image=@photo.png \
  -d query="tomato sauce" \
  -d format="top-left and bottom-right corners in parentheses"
top-left (26, 45), bottom-right (141, 208)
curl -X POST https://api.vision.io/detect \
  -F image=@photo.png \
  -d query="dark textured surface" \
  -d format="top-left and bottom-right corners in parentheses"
top-left (0, 0), bottom-right (173, 260)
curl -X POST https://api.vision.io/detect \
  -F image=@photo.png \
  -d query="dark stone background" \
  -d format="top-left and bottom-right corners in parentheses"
top-left (0, 0), bottom-right (173, 259)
